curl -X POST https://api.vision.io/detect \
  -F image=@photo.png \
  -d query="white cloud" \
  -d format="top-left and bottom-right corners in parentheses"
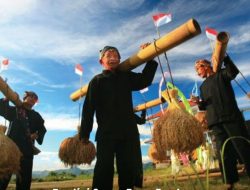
top-left (42, 112), bottom-right (98, 132)
top-left (33, 151), bottom-right (69, 171)
top-left (236, 95), bottom-right (250, 109)
top-left (43, 113), bottom-right (79, 131)
top-left (0, 0), bottom-right (37, 23)
top-left (138, 124), bottom-right (152, 136)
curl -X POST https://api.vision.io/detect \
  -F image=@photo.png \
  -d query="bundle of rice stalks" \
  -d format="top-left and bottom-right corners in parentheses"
top-left (148, 143), bottom-right (167, 164)
top-left (0, 130), bottom-right (22, 179)
top-left (153, 89), bottom-right (204, 154)
top-left (59, 134), bottom-right (96, 166)
top-left (195, 111), bottom-right (208, 131)
top-left (0, 124), bottom-right (7, 134)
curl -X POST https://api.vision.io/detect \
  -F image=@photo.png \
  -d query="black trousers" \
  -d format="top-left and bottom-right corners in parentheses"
top-left (212, 121), bottom-right (250, 184)
top-left (0, 156), bottom-right (33, 190)
top-left (92, 138), bottom-right (140, 190)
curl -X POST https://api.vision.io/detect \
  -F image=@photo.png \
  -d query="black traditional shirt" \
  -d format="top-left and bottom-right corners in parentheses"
top-left (80, 60), bottom-right (158, 141)
top-left (199, 56), bottom-right (243, 127)
top-left (0, 99), bottom-right (46, 157)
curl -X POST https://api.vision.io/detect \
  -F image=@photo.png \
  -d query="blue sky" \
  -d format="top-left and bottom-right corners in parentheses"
top-left (0, 0), bottom-right (250, 171)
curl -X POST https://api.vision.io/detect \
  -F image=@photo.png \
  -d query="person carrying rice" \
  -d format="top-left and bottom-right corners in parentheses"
top-left (0, 91), bottom-right (46, 190)
top-left (79, 44), bottom-right (158, 190)
top-left (191, 56), bottom-right (250, 190)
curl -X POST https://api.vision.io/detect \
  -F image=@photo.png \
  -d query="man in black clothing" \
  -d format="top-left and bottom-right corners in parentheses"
top-left (133, 110), bottom-right (146, 188)
top-left (79, 45), bottom-right (158, 190)
top-left (191, 56), bottom-right (250, 190)
top-left (0, 91), bottom-right (46, 190)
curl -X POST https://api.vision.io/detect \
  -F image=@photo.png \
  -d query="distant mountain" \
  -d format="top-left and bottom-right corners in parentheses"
top-left (32, 166), bottom-right (93, 178)
top-left (33, 162), bottom-right (154, 178)
top-left (32, 170), bottom-right (50, 178)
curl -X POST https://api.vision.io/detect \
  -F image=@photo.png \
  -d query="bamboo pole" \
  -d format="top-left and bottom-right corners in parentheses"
top-left (134, 97), bottom-right (165, 112)
top-left (70, 84), bottom-right (89, 106)
top-left (118, 19), bottom-right (201, 71)
top-left (0, 76), bottom-right (22, 106)
top-left (70, 18), bottom-right (201, 101)
top-left (212, 32), bottom-right (230, 72)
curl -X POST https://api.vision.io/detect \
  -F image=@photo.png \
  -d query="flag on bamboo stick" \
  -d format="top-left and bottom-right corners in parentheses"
top-left (191, 81), bottom-right (199, 97)
top-left (140, 87), bottom-right (149, 94)
top-left (152, 13), bottom-right (172, 27)
top-left (1, 58), bottom-right (9, 71)
top-left (205, 27), bottom-right (218, 40)
top-left (75, 63), bottom-right (83, 76)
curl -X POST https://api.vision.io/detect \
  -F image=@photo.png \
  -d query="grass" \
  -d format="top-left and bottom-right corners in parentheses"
top-left (7, 164), bottom-right (250, 190)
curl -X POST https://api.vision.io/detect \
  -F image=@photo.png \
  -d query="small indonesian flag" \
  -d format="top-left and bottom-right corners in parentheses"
top-left (205, 27), bottom-right (218, 41)
top-left (152, 13), bottom-right (172, 27)
top-left (140, 87), bottom-right (149, 94)
top-left (1, 58), bottom-right (9, 70)
top-left (75, 63), bottom-right (83, 76)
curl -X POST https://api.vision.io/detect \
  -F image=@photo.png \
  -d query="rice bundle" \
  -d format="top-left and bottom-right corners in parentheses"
top-left (0, 125), bottom-right (7, 134)
top-left (195, 111), bottom-right (208, 131)
top-left (0, 128), bottom-right (22, 179)
top-left (153, 89), bottom-right (204, 154)
top-left (148, 143), bottom-right (167, 164)
top-left (59, 134), bottom-right (96, 166)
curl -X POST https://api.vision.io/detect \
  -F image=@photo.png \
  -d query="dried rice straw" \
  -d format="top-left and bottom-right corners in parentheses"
top-left (195, 111), bottom-right (208, 131)
top-left (0, 124), bottom-right (7, 134)
top-left (153, 89), bottom-right (204, 154)
top-left (59, 133), bottom-right (96, 166)
top-left (0, 127), bottom-right (22, 179)
top-left (148, 143), bottom-right (167, 164)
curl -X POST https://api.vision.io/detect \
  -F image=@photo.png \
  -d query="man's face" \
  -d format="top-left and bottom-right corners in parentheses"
top-left (196, 64), bottom-right (208, 78)
top-left (23, 94), bottom-right (38, 107)
top-left (100, 50), bottom-right (120, 71)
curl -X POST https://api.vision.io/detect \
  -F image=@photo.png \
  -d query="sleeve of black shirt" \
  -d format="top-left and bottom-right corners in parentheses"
top-left (197, 88), bottom-right (207, 111)
top-left (129, 60), bottom-right (158, 91)
top-left (222, 55), bottom-right (239, 80)
top-left (0, 98), bottom-right (16, 121)
top-left (80, 78), bottom-right (97, 140)
top-left (33, 111), bottom-right (46, 145)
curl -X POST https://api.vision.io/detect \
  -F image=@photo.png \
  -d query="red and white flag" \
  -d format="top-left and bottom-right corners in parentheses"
top-left (140, 87), bottom-right (149, 94)
top-left (205, 27), bottom-right (218, 41)
top-left (75, 63), bottom-right (83, 76)
top-left (152, 13), bottom-right (172, 27)
top-left (1, 58), bottom-right (9, 70)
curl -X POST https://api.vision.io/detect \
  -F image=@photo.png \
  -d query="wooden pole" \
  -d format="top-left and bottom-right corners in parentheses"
top-left (212, 32), bottom-right (230, 72)
top-left (70, 18), bottom-right (201, 101)
top-left (0, 76), bottom-right (22, 106)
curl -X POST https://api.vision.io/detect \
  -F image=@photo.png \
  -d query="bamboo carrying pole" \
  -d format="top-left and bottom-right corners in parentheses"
top-left (212, 32), bottom-right (230, 72)
top-left (134, 96), bottom-right (197, 112)
top-left (70, 18), bottom-right (201, 101)
top-left (0, 76), bottom-right (22, 106)
top-left (70, 84), bottom-right (89, 102)
top-left (134, 97), bottom-right (165, 112)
